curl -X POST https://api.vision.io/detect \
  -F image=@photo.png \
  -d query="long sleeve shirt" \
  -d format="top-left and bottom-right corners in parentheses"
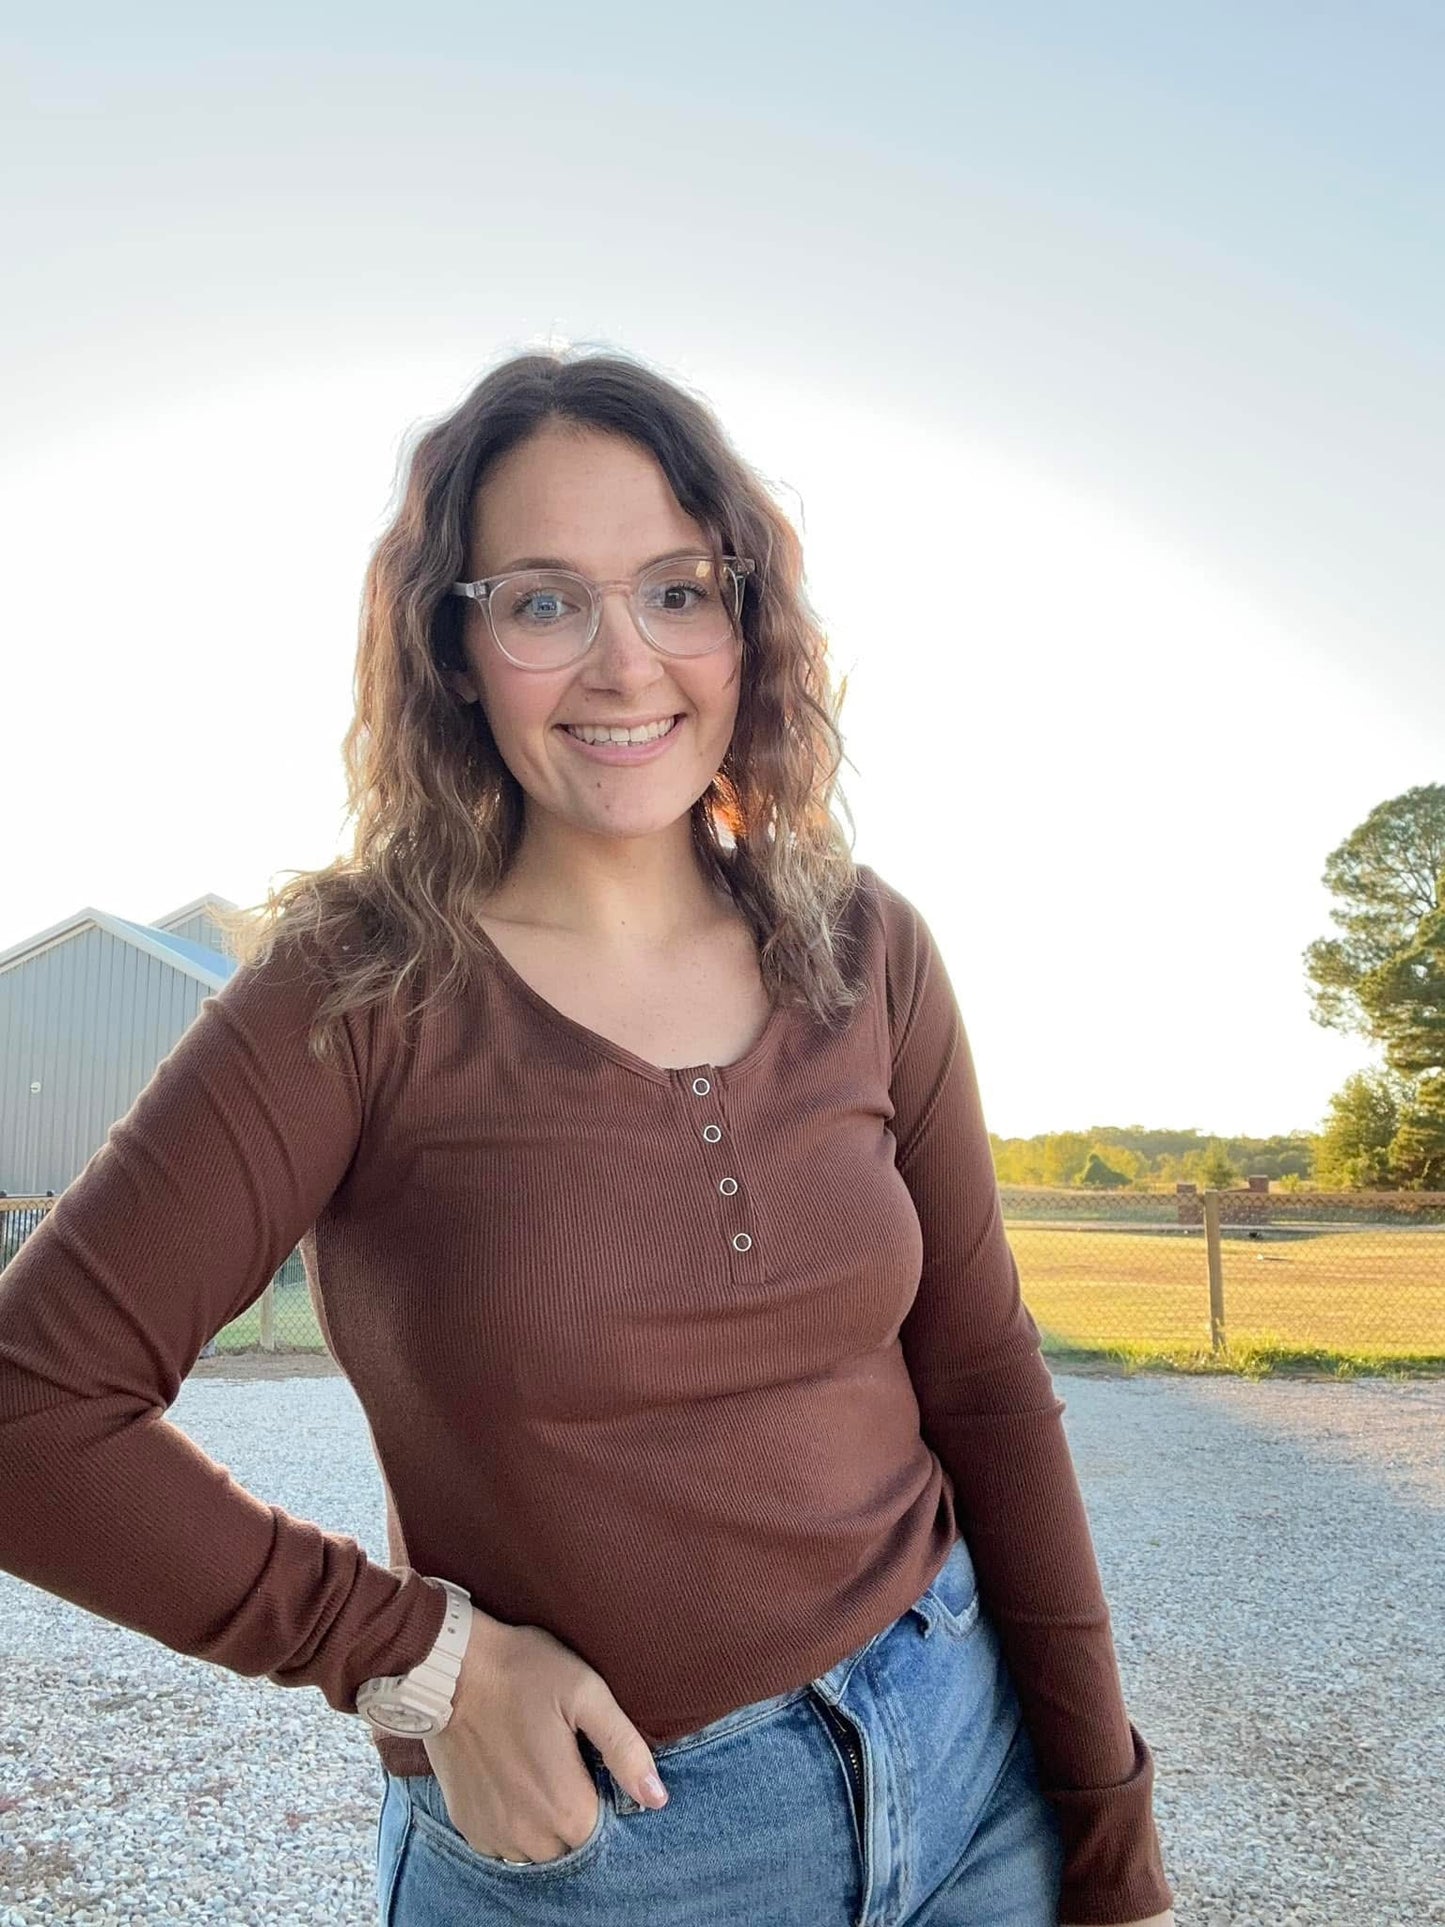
top-left (0, 862), bottom-right (1173, 1924)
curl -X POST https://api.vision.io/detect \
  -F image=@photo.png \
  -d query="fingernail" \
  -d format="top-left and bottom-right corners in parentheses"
top-left (640, 1771), bottom-right (667, 1806)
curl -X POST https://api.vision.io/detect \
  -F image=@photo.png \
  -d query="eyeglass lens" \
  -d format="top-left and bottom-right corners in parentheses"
top-left (486, 557), bottom-right (738, 667)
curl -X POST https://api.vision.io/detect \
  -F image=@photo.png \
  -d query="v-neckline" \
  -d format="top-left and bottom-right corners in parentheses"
top-left (468, 916), bottom-right (788, 1087)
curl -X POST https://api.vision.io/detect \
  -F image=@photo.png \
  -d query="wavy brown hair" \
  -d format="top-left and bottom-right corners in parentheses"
top-left (215, 344), bottom-right (865, 1065)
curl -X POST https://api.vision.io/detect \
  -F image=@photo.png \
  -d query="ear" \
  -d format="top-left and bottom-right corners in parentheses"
top-left (445, 669), bottom-right (480, 704)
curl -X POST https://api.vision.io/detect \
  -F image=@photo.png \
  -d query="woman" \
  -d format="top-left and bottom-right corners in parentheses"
top-left (0, 349), bottom-right (1175, 1926)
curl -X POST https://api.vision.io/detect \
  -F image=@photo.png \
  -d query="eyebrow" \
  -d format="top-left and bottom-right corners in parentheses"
top-left (491, 547), bottom-right (706, 575)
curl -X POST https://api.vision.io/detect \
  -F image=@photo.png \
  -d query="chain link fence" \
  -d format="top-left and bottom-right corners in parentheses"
top-left (4, 1182), bottom-right (1444, 1370)
top-left (0, 1204), bottom-right (324, 1356)
top-left (1002, 1181), bottom-right (1445, 1368)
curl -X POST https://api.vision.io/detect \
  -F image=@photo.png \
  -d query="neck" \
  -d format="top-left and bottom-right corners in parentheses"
top-left (481, 813), bottom-right (733, 947)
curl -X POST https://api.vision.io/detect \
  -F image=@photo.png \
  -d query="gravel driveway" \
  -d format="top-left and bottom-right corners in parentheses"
top-left (1, 1366), bottom-right (1439, 1925)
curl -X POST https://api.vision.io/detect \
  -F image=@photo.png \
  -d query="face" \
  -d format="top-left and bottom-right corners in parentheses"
top-left (446, 422), bottom-right (745, 850)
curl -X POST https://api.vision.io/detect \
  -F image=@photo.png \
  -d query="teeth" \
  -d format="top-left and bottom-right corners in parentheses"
top-left (565, 716), bottom-right (678, 745)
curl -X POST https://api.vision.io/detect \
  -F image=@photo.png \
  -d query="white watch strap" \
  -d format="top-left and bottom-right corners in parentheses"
top-left (418, 1576), bottom-right (473, 1680)
top-left (357, 1576), bottom-right (472, 1728)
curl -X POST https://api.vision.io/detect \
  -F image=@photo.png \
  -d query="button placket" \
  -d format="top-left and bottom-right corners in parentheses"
top-left (680, 1065), bottom-right (760, 1272)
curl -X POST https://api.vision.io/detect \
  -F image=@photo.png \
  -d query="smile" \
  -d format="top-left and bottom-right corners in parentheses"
top-left (563, 716), bottom-right (679, 745)
top-left (556, 715), bottom-right (684, 764)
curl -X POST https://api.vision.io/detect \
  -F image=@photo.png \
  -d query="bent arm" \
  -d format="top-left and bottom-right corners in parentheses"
top-left (0, 932), bottom-right (445, 1710)
top-left (874, 877), bottom-right (1174, 1927)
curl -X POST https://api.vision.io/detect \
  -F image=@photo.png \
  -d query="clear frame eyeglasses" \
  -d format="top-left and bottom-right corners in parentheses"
top-left (449, 552), bottom-right (756, 671)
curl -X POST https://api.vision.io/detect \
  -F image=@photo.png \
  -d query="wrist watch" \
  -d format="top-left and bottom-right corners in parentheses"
top-left (355, 1576), bottom-right (473, 1738)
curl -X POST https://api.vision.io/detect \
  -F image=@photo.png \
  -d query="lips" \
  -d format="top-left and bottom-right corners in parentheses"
top-left (559, 715), bottom-right (681, 741)
top-left (555, 714), bottom-right (686, 762)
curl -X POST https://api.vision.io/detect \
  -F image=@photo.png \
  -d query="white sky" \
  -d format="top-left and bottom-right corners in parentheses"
top-left (3, 6), bottom-right (1441, 1141)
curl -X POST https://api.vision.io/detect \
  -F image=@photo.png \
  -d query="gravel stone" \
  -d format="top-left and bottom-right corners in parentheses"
top-left (1, 1369), bottom-right (1440, 1923)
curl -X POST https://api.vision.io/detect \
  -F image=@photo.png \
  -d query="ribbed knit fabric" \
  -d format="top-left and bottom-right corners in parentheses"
top-left (0, 863), bottom-right (1171, 1923)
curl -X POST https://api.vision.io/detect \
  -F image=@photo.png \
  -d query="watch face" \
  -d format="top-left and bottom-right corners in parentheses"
top-left (367, 1699), bottom-right (439, 1737)
top-left (357, 1685), bottom-right (440, 1738)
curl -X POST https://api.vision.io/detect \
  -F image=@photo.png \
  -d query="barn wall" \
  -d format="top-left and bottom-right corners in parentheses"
top-left (0, 926), bottom-right (216, 1194)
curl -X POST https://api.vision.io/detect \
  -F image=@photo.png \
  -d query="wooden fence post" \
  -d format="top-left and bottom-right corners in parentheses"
top-left (259, 1280), bottom-right (276, 1352)
top-left (1203, 1189), bottom-right (1227, 1352)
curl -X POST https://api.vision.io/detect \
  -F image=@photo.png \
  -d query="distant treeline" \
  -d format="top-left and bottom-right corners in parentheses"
top-left (987, 1127), bottom-right (1316, 1192)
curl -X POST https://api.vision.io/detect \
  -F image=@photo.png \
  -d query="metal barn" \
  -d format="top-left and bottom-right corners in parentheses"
top-left (0, 893), bottom-right (239, 1198)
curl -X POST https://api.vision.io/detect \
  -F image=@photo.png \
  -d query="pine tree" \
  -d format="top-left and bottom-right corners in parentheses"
top-left (1305, 784), bottom-right (1445, 1037)
top-left (1313, 1068), bottom-right (1407, 1189)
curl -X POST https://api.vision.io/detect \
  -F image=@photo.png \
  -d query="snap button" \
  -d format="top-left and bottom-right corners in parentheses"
top-left (731, 1232), bottom-right (753, 1253)
top-left (718, 1177), bottom-right (739, 1195)
top-left (702, 1123), bottom-right (722, 1143)
top-left (691, 1076), bottom-right (711, 1096)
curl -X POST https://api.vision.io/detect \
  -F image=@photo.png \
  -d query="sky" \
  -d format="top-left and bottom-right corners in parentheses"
top-left (3, 4), bottom-right (1442, 1141)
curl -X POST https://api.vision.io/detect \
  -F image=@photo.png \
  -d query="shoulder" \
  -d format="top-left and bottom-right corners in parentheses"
top-left (844, 863), bottom-right (953, 1054)
top-left (226, 884), bottom-right (382, 990)
top-left (218, 916), bottom-right (341, 1005)
top-left (211, 907), bottom-right (371, 1060)
top-left (846, 861), bottom-right (932, 964)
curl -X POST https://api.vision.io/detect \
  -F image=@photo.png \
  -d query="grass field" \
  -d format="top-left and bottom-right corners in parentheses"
top-left (214, 1283), bottom-right (323, 1354)
top-left (211, 1226), bottom-right (1445, 1379)
top-left (1010, 1223), bottom-right (1445, 1375)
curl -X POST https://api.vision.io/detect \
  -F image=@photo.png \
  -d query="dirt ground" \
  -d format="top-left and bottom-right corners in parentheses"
top-left (186, 1350), bottom-right (1430, 1385)
top-left (188, 1351), bottom-right (345, 1380)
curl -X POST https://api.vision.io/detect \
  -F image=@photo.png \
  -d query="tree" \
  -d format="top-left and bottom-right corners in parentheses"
top-left (1389, 1074), bottom-right (1445, 1189)
top-left (1040, 1132), bottom-right (1094, 1188)
top-left (1199, 1140), bottom-right (1237, 1188)
top-left (1304, 784), bottom-right (1445, 1038)
top-left (1357, 900), bottom-right (1445, 1075)
top-left (1078, 1152), bottom-right (1129, 1188)
top-left (1312, 1068), bottom-right (1409, 1189)
top-left (1358, 900), bottom-right (1445, 1188)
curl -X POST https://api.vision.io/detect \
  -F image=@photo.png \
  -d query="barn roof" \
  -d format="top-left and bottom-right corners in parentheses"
top-left (0, 894), bottom-right (240, 990)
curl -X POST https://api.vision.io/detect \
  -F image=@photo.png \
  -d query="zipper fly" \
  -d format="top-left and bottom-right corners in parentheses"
top-left (817, 1694), bottom-right (866, 1841)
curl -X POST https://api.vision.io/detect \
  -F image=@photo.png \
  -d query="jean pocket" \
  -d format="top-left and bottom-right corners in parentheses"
top-left (407, 1763), bottom-right (610, 1882)
top-left (918, 1534), bottom-right (981, 1639)
top-left (377, 1775), bottom-right (412, 1927)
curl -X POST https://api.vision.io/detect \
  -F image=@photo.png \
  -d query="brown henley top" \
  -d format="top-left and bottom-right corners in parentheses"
top-left (0, 862), bottom-right (1172, 1923)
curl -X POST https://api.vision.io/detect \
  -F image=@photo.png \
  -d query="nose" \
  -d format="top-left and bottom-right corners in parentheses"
top-left (582, 585), bottom-right (669, 690)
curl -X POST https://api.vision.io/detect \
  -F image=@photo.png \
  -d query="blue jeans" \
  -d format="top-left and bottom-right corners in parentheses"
top-left (374, 1535), bottom-right (1066, 1925)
